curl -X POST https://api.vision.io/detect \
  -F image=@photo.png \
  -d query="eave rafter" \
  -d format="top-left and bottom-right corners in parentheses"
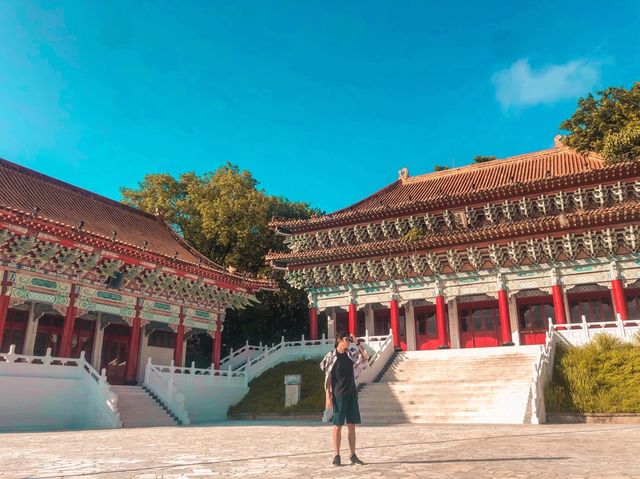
top-left (282, 224), bottom-right (640, 289)
top-left (0, 223), bottom-right (266, 312)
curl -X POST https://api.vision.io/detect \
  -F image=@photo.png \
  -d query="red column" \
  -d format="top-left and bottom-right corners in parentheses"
top-left (551, 284), bottom-right (567, 325)
top-left (497, 289), bottom-right (513, 345)
top-left (124, 302), bottom-right (142, 383)
top-left (611, 279), bottom-right (628, 321)
top-left (436, 295), bottom-right (448, 348)
top-left (0, 271), bottom-right (11, 351)
top-left (59, 284), bottom-right (78, 357)
top-left (213, 323), bottom-right (223, 370)
top-left (390, 299), bottom-right (400, 349)
top-left (173, 309), bottom-right (185, 366)
top-left (309, 307), bottom-right (318, 340)
top-left (348, 303), bottom-right (357, 336)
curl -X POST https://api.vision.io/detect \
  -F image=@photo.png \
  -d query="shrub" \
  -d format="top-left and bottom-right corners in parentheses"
top-left (546, 334), bottom-right (640, 413)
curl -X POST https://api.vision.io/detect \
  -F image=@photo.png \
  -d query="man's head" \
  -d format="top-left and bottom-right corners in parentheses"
top-left (334, 331), bottom-right (354, 352)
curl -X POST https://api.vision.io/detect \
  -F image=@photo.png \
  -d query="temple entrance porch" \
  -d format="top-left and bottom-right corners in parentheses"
top-left (312, 262), bottom-right (640, 352)
top-left (414, 304), bottom-right (442, 350)
top-left (0, 301), bottom-right (199, 385)
top-left (516, 293), bottom-right (556, 345)
top-left (101, 323), bottom-right (130, 385)
top-left (458, 300), bottom-right (502, 348)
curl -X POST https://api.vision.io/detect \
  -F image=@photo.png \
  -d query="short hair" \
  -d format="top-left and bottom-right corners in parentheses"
top-left (334, 330), bottom-right (350, 348)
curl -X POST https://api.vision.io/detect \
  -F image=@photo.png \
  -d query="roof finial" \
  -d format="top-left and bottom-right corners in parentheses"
top-left (554, 135), bottom-right (564, 147)
top-left (398, 167), bottom-right (409, 180)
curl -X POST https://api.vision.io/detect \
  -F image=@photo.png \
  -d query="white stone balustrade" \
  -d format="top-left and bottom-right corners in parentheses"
top-left (529, 319), bottom-right (556, 424)
top-left (0, 345), bottom-right (122, 431)
top-left (528, 314), bottom-right (640, 424)
top-left (554, 314), bottom-right (640, 346)
top-left (143, 331), bottom-right (396, 423)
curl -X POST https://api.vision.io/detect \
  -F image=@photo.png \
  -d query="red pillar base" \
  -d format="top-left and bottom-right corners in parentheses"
top-left (435, 295), bottom-right (449, 349)
top-left (552, 284), bottom-right (567, 327)
top-left (348, 303), bottom-right (357, 336)
top-left (174, 323), bottom-right (185, 367)
top-left (390, 299), bottom-right (401, 349)
top-left (213, 328), bottom-right (223, 370)
top-left (309, 307), bottom-right (318, 341)
top-left (0, 294), bottom-right (10, 353)
top-left (498, 289), bottom-right (514, 346)
top-left (59, 305), bottom-right (78, 358)
top-left (611, 279), bottom-right (628, 321)
top-left (124, 311), bottom-right (142, 384)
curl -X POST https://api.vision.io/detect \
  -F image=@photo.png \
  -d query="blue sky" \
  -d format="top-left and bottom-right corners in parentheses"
top-left (0, 1), bottom-right (638, 213)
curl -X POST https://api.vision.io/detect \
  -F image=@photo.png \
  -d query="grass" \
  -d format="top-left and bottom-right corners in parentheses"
top-left (228, 359), bottom-right (326, 417)
top-left (546, 333), bottom-right (640, 413)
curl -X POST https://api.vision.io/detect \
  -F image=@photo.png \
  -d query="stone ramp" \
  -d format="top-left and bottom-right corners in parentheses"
top-left (111, 385), bottom-right (178, 428)
top-left (359, 346), bottom-right (541, 424)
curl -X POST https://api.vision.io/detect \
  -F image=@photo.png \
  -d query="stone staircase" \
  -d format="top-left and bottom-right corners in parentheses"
top-left (358, 346), bottom-right (541, 424)
top-left (111, 386), bottom-right (179, 428)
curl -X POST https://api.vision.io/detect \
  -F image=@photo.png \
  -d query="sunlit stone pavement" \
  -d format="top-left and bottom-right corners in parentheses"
top-left (1, 422), bottom-right (639, 478)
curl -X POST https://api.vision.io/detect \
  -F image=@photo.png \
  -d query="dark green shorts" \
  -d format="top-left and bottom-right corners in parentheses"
top-left (333, 394), bottom-right (361, 426)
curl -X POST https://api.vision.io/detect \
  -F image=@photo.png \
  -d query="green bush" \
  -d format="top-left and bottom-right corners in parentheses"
top-left (546, 333), bottom-right (640, 413)
top-left (228, 359), bottom-right (325, 417)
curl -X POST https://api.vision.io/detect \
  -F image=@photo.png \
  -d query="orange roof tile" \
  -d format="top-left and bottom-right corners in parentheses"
top-left (271, 144), bottom-right (610, 232)
top-left (0, 158), bottom-right (273, 290)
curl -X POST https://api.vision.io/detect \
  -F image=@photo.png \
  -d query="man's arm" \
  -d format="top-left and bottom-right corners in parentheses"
top-left (356, 340), bottom-right (369, 361)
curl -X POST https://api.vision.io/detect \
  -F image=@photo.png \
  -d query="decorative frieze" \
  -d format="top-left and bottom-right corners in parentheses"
top-left (281, 180), bottom-right (639, 256)
top-left (282, 226), bottom-right (638, 289)
top-left (484, 203), bottom-right (498, 224)
top-left (310, 256), bottom-right (640, 311)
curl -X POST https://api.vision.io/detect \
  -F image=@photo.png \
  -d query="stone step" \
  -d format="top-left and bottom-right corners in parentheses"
top-left (361, 380), bottom-right (531, 388)
top-left (389, 359), bottom-right (533, 370)
top-left (111, 386), bottom-right (178, 428)
top-left (357, 349), bottom-right (539, 425)
top-left (380, 374), bottom-right (533, 381)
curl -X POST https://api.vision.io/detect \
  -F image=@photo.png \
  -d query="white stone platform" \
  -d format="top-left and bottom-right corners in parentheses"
top-left (1, 422), bottom-right (638, 478)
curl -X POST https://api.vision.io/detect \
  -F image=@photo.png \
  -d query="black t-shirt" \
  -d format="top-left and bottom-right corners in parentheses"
top-left (331, 351), bottom-right (357, 397)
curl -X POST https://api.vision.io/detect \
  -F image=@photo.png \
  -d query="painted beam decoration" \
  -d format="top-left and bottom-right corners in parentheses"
top-left (0, 158), bottom-right (276, 336)
top-left (267, 143), bottom-right (640, 315)
top-left (0, 227), bottom-right (268, 314)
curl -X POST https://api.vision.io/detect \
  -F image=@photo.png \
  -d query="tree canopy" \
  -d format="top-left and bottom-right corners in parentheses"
top-left (121, 163), bottom-right (322, 352)
top-left (560, 83), bottom-right (640, 163)
top-left (121, 163), bottom-right (319, 273)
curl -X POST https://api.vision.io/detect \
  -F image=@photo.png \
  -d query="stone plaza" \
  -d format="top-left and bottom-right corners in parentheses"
top-left (1, 422), bottom-right (639, 478)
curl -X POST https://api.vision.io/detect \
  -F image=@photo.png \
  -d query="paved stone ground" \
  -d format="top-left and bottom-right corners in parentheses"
top-left (1, 422), bottom-right (639, 478)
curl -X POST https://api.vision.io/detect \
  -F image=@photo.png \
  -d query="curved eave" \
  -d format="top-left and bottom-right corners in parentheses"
top-left (267, 202), bottom-right (640, 268)
top-left (0, 208), bottom-right (275, 293)
top-left (269, 161), bottom-right (637, 234)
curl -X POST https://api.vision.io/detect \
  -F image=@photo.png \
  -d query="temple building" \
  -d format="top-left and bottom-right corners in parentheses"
top-left (267, 138), bottom-right (640, 350)
top-left (0, 159), bottom-right (273, 384)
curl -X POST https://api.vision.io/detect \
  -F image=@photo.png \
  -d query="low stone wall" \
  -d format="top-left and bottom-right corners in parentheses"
top-left (547, 413), bottom-right (640, 424)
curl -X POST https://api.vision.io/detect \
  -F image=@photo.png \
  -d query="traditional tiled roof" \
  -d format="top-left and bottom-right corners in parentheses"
top-left (271, 144), bottom-right (609, 233)
top-left (0, 158), bottom-right (272, 290)
top-left (266, 202), bottom-right (640, 267)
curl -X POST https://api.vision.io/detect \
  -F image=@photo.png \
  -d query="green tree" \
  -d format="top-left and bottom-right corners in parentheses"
top-left (121, 163), bottom-right (321, 351)
top-left (560, 83), bottom-right (640, 163)
top-left (473, 155), bottom-right (497, 163)
top-left (433, 165), bottom-right (450, 172)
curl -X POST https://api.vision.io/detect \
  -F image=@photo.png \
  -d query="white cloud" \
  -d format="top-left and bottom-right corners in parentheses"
top-left (492, 59), bottom-right (600, 109)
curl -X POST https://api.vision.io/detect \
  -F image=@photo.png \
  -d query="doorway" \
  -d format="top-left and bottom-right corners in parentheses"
top-left (458, 301), bottom-right (501, 348)
top-left (101, 323), bottom-right (130, 384)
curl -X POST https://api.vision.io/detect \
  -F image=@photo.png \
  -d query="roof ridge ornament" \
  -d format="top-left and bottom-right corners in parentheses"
top-left (554, 135), bottom-right (564, 147)
top-left (398, 167), bottom-right (409, 181)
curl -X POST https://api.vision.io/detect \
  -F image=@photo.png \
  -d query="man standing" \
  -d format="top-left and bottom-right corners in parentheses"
top-left (320, 331), bottom-right (369, 466)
